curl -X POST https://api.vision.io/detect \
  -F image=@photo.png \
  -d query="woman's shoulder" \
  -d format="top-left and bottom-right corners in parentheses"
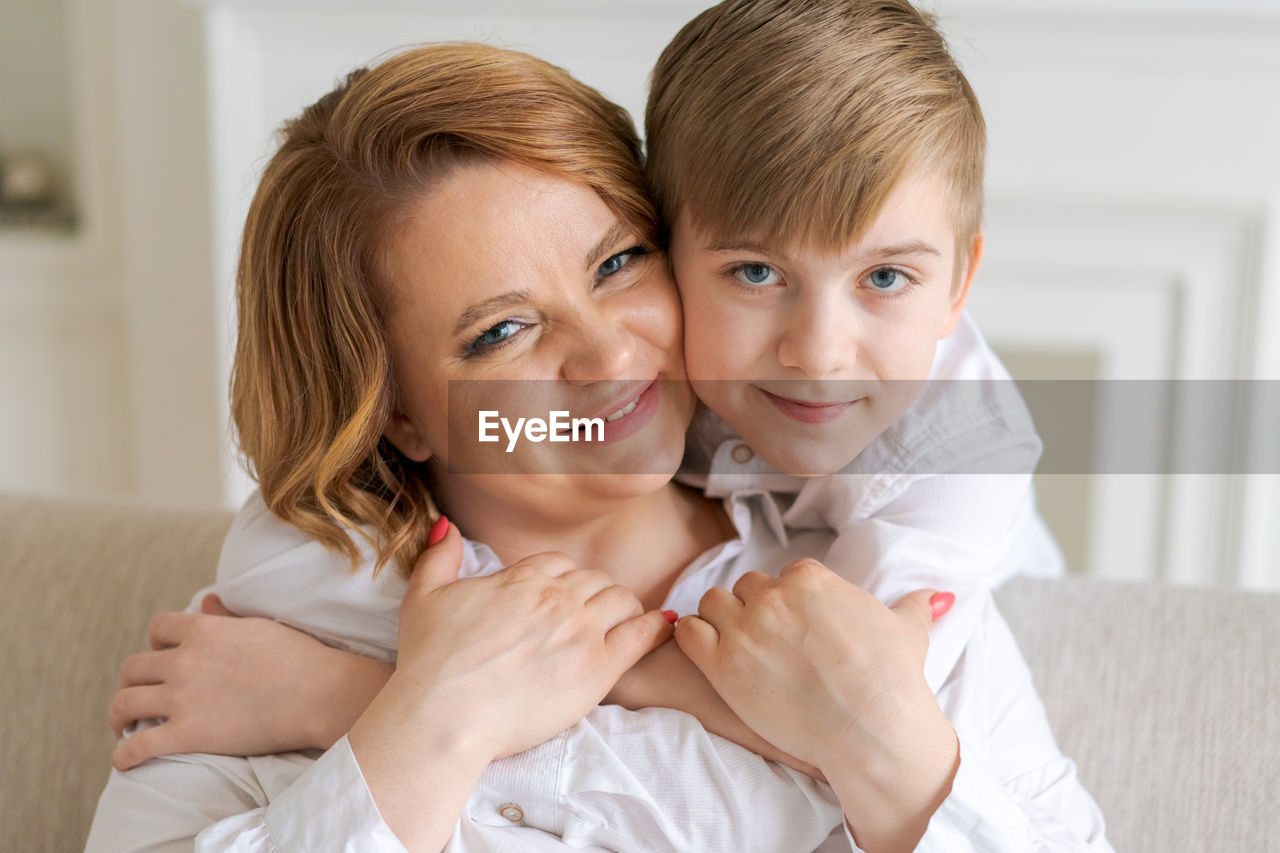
top-left (214, 489), bottom-right (405, 660)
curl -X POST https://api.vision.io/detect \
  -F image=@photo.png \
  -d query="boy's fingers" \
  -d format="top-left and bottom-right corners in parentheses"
top-left (696, 585), bottom-right (743, 627)
top-left (410, 522), bottom-right (464, 594)
top-left (112, 724), bottom-right (174, 772)
top-left (200, 593), bottom-right (235, 617)
top-left (673, 614), bottom-right (719, 673)
top-left (892, 588), bottom-right (943, 633)
top-left (119, 650), bottom-right (168, 688)
top-left (147, 611), bottom-right (196, 650)
top-left (108, 685), bottom-right (168, 738)
top-left (730, 570), bottom-right (772, 601)
top-left (604, 610), bottom-right (674, 671)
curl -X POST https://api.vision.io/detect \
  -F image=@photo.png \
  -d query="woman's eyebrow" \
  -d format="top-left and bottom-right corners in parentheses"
top-left (454, 290), bottom-right (531, 334)
top-left (584, 221), bottom-right (632, 271)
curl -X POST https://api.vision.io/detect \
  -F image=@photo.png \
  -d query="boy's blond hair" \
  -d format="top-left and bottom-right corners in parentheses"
top-left (646, 0), bottom-right (986, 260)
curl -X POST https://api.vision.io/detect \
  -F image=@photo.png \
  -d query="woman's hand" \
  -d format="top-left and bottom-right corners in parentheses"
top-left (674, 559), bottom-right (959, 853)
top-left (109, 595), bottom-right (391, 771)
top-left (349, 518), bottom-right (674, 851)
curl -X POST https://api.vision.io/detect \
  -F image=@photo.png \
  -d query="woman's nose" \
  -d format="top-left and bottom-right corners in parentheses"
top-left (776, 292), bottom-right (859, 378)
top-left (561, 304), bottom-right (637, 384)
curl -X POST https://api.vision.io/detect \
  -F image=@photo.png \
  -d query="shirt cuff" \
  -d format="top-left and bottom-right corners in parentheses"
top-left (264, 735), bottom-right (408, 851)
top-left (842, 738), bottom-right (1030, 853)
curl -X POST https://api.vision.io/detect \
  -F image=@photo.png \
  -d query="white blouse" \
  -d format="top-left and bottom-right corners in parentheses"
top-left (86, 486), bottom-right (1111, 852)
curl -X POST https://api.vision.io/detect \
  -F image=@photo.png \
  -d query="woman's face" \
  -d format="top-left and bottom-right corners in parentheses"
top-left (379, 160), bottom-right (693, 517)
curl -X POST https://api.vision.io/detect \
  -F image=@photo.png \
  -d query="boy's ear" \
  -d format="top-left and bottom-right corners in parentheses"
top-left (940, 230), bottom-right (984, 339)
top-left (383, 411), bottom-right (433, 463)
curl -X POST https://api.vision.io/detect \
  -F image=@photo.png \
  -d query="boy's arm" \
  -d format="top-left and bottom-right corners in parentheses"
top-left (822, 471), bottom-right (1050, 692)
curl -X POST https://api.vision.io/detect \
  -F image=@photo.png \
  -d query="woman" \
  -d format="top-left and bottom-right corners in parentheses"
top-left (89, 43), bottom-right (1109, 852)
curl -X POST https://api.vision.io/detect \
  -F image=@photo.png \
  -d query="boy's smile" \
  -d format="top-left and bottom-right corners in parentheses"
top-left (670, 168), bottom-right (982, 476)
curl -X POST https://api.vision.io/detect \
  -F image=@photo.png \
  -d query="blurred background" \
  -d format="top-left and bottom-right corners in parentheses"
top-left (1, 0), bottom-right (1278, 588)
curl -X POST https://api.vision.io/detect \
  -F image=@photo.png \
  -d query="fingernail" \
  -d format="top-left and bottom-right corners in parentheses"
top-left (427, 515), bottom-right (450, 547)
top-left (662, 610), bottom-right (679, 624)
top-left (930, 592), bottom-right (955, 621)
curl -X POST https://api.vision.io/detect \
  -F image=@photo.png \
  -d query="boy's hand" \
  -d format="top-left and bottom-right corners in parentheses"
top-left (674, 561), bottom-right (959, 852)
top-left (109, 595), bottom-right (392, 770)
top-left (605, 638), bottom-right (824, 780)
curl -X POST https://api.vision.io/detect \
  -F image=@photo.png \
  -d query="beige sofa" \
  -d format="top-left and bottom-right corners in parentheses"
top-left (1, 492), bottom-right (1276, 852)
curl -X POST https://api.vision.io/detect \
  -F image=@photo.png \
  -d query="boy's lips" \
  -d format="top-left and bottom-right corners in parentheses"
top-left (757, 387), bottom-right (864, 425)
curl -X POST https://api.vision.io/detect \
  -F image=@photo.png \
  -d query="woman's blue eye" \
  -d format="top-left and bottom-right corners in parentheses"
top-left (735, 263), bottom-right (779, 287)
top-left (471, 320), bottom-right (524, 352)
top-left (597, 246), bottom-right (645, 279)
top-left (868, 268), bottom-right (906, 292)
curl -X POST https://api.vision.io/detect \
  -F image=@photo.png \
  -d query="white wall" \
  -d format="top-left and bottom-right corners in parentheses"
top-left (2, 0), bottom-right (1277, 586)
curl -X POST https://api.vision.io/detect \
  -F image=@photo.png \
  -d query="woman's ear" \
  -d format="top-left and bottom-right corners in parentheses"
top-left (383, 411), bottom-right (433, 463)
top-left (940, 230), bottom-right (984, 339)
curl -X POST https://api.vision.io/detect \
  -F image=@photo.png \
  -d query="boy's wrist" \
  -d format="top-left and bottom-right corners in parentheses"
top-left (824, 712), bottom-right (959, 853)
top-left (308, 648), bottom-right (395, 748)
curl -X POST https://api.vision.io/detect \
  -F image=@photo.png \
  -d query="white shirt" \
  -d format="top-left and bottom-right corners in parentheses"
top-left (86, 486), bottom-right (1110, 852)
top-left (682, 313), bottom-right (1065, 692)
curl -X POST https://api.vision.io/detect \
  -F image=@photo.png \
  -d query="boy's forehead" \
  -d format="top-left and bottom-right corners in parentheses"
top-left (673, 169), bottom-right (959, 260)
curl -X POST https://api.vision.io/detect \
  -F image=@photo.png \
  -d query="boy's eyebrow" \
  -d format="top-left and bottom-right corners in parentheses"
top-left (455, 290), bottom-right (531, 334)
top-left (585, 221), bottom-right (632, 271)
top-left (705, 240), bottom-right (943, 259)
top-left (871, 241), bottom-right (944, 259)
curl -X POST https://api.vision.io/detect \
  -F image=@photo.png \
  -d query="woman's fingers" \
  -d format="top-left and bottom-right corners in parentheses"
top-left (603, 610), bottom-right (674, 671)
top-left (408, 521), bottom-right (464, 594)
top-left (892, 589), bottom-right (944, 632)
top-left (562, 568), bottom-right (616, 600)
top-left (108, 685), bottom-right (170, 738)
top-left (200, 593), bottom-right (235, 616)
top-left (585, 583), bottom-right (644, 623)
top-left (119, 650), bottom-right (169, 688)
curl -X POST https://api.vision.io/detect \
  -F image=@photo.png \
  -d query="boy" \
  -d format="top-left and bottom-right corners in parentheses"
top-left (646, 0), bottom-right (1064, 691)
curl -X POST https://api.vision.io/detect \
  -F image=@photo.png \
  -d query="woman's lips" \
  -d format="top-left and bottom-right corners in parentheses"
top-left (758, 388), bottom-right (862, 424)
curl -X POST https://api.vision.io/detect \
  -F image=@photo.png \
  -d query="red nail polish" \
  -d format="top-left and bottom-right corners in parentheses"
top-left (427, 515), bottom-right (450, 547)
top-left (930, 592), bottom-right (955, 621)
top-left (662, 610), bottom-right (679, 624)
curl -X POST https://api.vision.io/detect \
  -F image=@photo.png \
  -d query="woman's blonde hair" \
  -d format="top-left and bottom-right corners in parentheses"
top-left (646, 0), bottom-right (986, 262)
top-left (232, 43), bottom-right (657, 575)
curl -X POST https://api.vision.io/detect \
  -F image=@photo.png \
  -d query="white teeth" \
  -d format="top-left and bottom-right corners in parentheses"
top-left (605, 397), bottom-right (641, 422)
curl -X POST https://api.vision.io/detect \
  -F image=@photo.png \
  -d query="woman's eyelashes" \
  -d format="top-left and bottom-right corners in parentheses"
top-left (462, 246), bottom-right (648, 358)
top-left (596, 246), bottom-right (648, 282)
top-left (465, 318), bottom-right (532, 357)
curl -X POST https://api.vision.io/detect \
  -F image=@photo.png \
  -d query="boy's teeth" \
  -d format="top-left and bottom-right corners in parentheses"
top-left (605, 396), bottom-right (641, 422)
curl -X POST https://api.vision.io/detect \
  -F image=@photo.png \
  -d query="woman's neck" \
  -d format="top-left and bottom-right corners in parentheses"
top-left (430, 475), bottom-right (733, 610)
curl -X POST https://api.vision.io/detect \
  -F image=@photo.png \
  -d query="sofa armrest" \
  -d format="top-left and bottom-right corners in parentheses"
top-left (0, 492), bottom-right (233, 853)
top-left (997, 576), bottom-right (1280, 853)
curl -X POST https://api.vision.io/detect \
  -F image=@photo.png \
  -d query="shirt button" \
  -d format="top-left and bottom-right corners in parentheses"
top-left (730, 443), bottom-right (754, 464)
top-left (499, 803), bottom-right (524, 823)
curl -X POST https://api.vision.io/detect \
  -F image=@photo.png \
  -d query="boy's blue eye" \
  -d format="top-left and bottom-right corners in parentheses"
top-left (734, 263), bottom-right (780, 287)
top-left (868, 268), bottom-right (907, 292)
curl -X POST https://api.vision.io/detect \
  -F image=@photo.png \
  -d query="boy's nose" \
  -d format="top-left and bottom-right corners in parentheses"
top-left (776, 296), bottom-right (859, 378)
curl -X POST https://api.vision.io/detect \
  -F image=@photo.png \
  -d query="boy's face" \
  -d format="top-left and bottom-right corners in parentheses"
top-left (670, 168), bottom-right (980, 476)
